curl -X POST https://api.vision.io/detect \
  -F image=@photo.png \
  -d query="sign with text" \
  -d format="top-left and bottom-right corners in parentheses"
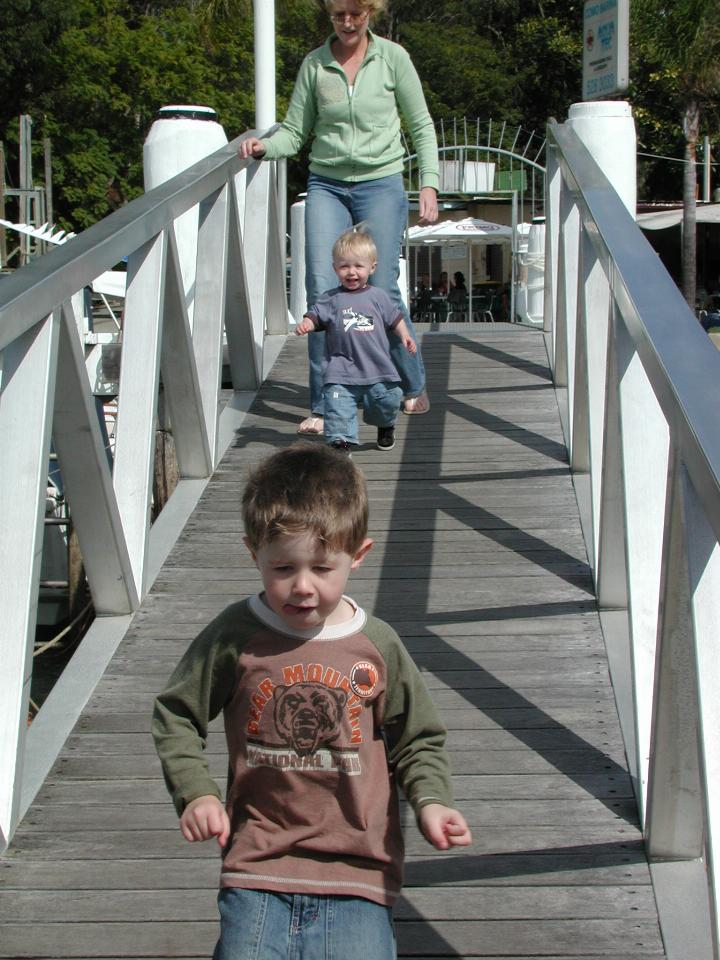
top-left (582, 0), bottom-right (629, 100)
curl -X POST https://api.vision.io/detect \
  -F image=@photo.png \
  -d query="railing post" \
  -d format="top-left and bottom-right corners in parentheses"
top-left (646, 455), bottom-right (703, 859)
top-left (290, 198), bottom-right (307, 324)
top-left (0, 314), bottom-right (59, 851)
top-left (112, 232), bottom-right (167, 598)
top-left (253, 0), bottom-right (276, 130)
top-left (543, 143), bottom-right (561, 364)
top-left (571, 228), bottom-right (611, 575)
top-left (554, 183), bottom-right (580, 451)
top-left (614, 311), bottom-right (670, 818)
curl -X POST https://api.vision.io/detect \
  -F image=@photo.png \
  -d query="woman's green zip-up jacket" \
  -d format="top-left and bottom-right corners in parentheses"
top-left (260, 31), bottom-right (439, 190)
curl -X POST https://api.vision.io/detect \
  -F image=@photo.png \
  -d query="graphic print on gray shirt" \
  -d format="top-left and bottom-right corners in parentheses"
top-left (306, 285), bottom-right (403, 386)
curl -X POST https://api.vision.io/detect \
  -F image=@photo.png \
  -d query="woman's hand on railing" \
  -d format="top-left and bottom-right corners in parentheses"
top-left (417, 186), bottom-right (438, 225)
top-left (239, 137), bottom-right (267, 160)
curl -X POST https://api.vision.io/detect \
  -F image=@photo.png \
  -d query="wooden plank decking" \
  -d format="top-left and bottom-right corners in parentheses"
top-left (0, 325), bottom-right (667, 958)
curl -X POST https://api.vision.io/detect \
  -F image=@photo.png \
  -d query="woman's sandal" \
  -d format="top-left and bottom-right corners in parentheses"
top-left (402, 392), bottom-right (430, 415)
top-left (297, 416), bottom-right (324, 435)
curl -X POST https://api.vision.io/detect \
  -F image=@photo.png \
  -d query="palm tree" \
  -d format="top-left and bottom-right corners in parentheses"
top-left (633, 0), bottom-right (720, 308)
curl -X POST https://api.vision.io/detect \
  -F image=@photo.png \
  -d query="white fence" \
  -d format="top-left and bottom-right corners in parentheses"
top-left (546, 118), bottom-right (720, 958)
top-left (0, 137), bottom-right (288, 851)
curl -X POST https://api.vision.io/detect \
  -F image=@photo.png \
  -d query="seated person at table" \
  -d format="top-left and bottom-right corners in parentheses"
top-left (414, 275), bottom-right (433, 318)
top-left (434, 271), bottom-right (449, 297)
top-left (448, 272), bottom-right (467, 305)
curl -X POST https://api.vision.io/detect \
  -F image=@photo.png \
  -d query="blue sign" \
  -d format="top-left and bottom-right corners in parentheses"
top-left (582, 0), bottom-right (629, 100)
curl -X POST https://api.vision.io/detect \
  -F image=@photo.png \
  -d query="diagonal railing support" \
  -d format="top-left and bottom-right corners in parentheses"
top-left (53, 302), bottom-right (138, 614)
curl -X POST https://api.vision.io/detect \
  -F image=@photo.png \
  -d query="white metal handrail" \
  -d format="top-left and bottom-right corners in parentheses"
top-left (0, 134), bottom-right (288, 851)
top-left (546, 119), bottom-right (720, 958)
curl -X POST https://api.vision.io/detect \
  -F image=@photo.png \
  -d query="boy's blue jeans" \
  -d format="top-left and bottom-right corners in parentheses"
top-left (304, 173), bottom-right (426, 415)
top-left (213, 887), bottom-right (397, 960)
top-left (323, 382), bottom-right (403, 446)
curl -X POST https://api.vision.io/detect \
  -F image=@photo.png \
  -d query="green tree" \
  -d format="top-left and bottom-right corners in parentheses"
top-left (632, 0), bottom-right (720, 307)
top-left (398, 22), bottom-right (520, 125)
top-left (4, 0), bottom-right (714, 238)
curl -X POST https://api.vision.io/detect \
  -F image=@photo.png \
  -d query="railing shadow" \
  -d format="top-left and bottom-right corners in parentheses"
top-left (371, 330), bottom-right (642, 956)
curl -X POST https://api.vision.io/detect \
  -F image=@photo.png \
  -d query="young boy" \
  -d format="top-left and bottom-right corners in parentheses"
top-left (152, 444), bottom-right (471, 960)
top-left (295, 227), bottom-right (417, 453)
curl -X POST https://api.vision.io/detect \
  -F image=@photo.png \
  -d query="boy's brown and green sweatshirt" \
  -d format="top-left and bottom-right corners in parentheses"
top-left (152, 595), bottom-right (453, 906)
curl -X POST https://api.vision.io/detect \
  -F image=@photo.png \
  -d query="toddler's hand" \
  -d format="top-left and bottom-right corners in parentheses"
top-left (180, 795), bottom-right (230, 848)
top-left (418, 803), bottom-right (472, 851)
top-left (404, 336), bottom-right (417, 355)
top-left (295, 318), bottom-right (315, 336)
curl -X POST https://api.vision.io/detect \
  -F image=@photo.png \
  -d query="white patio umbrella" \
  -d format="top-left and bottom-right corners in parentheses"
top-left (636, 203), bottom-right (720, 230)
top-left (406, 217), bottom-right (514, 320)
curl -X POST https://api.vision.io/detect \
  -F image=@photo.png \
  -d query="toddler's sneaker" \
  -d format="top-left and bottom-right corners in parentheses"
top-left (330, 439), bottom-right (352, 456)
top-left (376, 426), bottom-right (396, 451)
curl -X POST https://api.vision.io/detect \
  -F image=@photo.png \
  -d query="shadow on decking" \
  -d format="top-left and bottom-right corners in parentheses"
top-left (376, 333), bottom-right (640, 955)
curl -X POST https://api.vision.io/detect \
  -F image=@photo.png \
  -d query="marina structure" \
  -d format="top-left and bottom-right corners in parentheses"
top-left (1, 11), bottom-right (719, 954)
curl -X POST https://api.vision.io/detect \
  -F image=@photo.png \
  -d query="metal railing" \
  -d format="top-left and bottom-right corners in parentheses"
top-left (403, 118), bottom-right (547, 222)
top-left (0, 135), bottom-right (289, 851)
top-left (546, 119), bottom-right (720, 958)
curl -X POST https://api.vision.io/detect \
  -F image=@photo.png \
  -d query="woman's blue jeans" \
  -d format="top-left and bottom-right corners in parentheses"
top-left (213, 887), bottom-right (397, 960)
top-left (304, 173), bottom-right (426, 414)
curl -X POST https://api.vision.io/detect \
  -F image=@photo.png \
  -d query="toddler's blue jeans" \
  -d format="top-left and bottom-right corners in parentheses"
top-left (213, 887), bottom-right (397, 960)
top-left (323, 382), bottom-right (402, 446)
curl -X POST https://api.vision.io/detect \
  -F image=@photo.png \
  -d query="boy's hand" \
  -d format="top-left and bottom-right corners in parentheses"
top-left (393, 319), bottom-right (417, 355)
top-left (418, 803), bottom-right (472, 850)
top-left (295, 318), bottom-right (316, 336)
top-left (180, 795), bottom-right (230, 848)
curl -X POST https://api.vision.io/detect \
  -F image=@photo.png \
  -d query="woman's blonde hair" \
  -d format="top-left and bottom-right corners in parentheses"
top-left (324, 0), bottom-right (387, 19)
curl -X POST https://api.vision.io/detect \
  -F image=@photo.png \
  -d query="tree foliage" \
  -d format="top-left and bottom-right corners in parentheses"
top-left (1, 0), bottom-right (715, 230)
top-left (630, 0), bottom-right (720, 303)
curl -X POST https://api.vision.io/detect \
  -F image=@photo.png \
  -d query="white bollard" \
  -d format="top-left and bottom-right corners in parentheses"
top-left (526, 216), bottom-right (546, 327)
top-left (566, 101), bottom-right (637, 215)
top-left (143, 105), bottom-right (228, 328)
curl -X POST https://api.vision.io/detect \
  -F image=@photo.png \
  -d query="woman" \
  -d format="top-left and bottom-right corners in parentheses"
top-left (447, 271), bottom-right (468, 320)
top-left (448, 272), bottom-right (467, 304)
top-left (240, 0), bottom-right (438, 432)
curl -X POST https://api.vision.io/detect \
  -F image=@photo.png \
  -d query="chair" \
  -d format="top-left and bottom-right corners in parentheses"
top-left (427, 297), bottom-right (449, 323)
top-left (473, 292), bottom-right (495, 323)
top-left (447, 293), bottom-right (468, 322)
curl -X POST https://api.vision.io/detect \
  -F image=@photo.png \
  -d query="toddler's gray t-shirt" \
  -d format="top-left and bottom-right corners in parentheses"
top-left (306, 285), bottom-right (403, 386)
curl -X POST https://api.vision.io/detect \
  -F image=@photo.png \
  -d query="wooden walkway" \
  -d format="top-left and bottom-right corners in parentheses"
top-left (0, 325), bottom-right (667, 959)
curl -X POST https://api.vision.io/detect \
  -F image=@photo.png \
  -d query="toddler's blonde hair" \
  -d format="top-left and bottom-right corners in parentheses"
top-left (332, 225), bottom-right (377, 265)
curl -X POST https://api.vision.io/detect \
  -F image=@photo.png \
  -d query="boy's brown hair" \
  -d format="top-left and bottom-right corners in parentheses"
top-left (242, 443), bottom-right (369, 553)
